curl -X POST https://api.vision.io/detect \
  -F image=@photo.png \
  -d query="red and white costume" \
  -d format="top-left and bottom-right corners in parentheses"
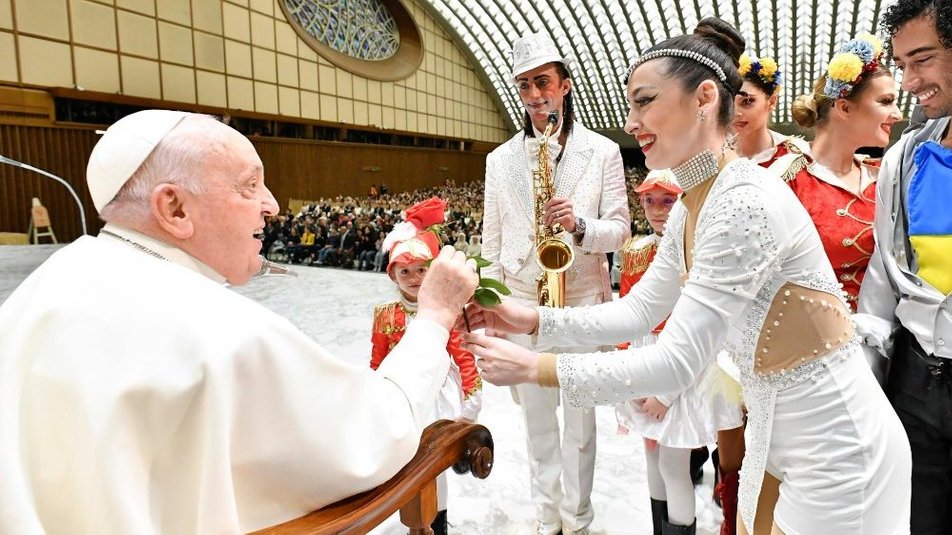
top-left (771, 150), bottom-right (878, 309)
top-left (371, 300), bottom-right (482, 422)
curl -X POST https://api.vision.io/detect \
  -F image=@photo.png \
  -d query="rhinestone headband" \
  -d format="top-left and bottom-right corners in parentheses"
top-left (627, 49), bottom-right (728, 83)
top-left (671, 149), bottom-right (720, 191)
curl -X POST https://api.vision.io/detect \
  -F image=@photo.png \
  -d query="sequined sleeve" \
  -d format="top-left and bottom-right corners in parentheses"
top-left (557, 182), bottom-right (786, 408)
top-left (536, 207), bottom-right (685, 349)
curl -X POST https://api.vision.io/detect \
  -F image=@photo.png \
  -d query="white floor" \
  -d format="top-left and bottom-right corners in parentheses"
top-left (0, 246), bottom-right (722, 534)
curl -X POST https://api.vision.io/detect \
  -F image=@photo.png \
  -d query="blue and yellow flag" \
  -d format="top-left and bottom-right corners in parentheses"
top-left (908, 141), bottom-right (952, 294)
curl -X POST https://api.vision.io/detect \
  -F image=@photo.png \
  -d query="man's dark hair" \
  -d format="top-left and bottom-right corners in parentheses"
top-left (881, 0), bottom-right (952, 51)
top-left (522, 62), bottom-right (575, 138)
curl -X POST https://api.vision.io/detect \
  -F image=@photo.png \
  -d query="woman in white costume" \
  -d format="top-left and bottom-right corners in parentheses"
top-left (463, 17), bottom-right (911, 535)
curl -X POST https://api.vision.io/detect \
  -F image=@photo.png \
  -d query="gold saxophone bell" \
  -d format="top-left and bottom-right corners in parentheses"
top-left (533, 111), bottom-right (575, 308)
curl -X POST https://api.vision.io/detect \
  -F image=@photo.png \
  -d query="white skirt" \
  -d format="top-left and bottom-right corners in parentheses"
top-left (615, 334), bottom-right (744, 448)
top-left (764, 350), bottom-right (910, 534)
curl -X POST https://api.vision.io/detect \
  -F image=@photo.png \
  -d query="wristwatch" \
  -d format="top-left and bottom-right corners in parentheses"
top-left (572, 216), bottom-right (586, 238)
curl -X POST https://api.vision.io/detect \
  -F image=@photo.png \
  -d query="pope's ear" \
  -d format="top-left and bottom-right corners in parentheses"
top-left (150, 183), bottom-right (194, 239)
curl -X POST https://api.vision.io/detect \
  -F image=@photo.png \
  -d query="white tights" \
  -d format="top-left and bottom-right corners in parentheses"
top-left (644, 440), bottom-right (695, 526)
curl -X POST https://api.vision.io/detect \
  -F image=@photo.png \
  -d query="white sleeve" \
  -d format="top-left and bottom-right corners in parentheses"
top-left (535, 207), bottom-right (684, 348)
top-left (481, 154), bottom-right (502, 281)
top-left (460, 389), bottom-right (483, 422)
top-left (554, 183), bottom-right (786, 407)
top-left (229, 317), bottom-right (451, 510)
top-left (856, 152), bottom-right (902, 384)
top-left (578, 146), bottom-right (631, 253)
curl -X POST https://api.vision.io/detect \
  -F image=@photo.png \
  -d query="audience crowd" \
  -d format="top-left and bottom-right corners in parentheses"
top-left (261, 170), bottom-right (653, 271)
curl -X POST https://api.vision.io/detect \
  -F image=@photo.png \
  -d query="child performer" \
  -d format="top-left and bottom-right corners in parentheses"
top-left (369, 197), bottom-right (482, 535)
top-left (615, 171), bottom-right (743, 534)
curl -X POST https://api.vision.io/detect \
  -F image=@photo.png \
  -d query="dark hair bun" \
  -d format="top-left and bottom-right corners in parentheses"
top-left (694, 17), bottom-right (745, 66)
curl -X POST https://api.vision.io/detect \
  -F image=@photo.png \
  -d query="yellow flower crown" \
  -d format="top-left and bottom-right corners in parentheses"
top-left (824, 33), bottom-right (884, 99)
top-left (738, 54), bottom-right (782, 93)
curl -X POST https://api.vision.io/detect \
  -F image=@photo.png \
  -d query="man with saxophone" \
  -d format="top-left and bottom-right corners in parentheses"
top-left (481, 32), bottom-right (630, 535)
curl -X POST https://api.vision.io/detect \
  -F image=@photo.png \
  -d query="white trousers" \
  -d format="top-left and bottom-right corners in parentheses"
top-left (508, 291), bottom-right (604, 534)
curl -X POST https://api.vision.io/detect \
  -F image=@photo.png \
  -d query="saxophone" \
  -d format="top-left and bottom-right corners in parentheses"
top-left (533, 111), bottom-right (574, 307)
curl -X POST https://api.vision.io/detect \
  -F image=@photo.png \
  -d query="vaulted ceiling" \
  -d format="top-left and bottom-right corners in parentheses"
top-left (422, 0), bottom-right (912, 139)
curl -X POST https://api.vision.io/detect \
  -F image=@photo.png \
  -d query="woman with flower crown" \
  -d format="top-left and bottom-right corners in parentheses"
top-left (732, 54), bottom-right (811, 165)
top-left (783, 34), bottom-right (903, 310)
top-left (462, 17), bottom-right (911, 535)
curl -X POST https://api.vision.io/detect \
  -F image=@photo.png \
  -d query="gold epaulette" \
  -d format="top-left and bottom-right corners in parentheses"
top-left (780, 136), bottom-right (810, 155)
top-left (779, 154), bottom-right (808, 182)
top-left (620, 238), bottom-right (657, 276)
top-left (767, 146), bottom-right (810, 183)
top-left (372, 301), bottom-right (400, 332)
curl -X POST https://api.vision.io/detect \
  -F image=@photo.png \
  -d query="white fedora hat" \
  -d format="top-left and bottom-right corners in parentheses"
top-left (509, 32), bottom-right (573, 83)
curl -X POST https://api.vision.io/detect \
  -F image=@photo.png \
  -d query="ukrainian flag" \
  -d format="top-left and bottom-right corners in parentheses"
top-left (908, 141), bottom-right (952, 294)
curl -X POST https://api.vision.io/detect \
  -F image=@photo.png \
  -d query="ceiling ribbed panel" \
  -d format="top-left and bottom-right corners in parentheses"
top-left (424, 0), bottom-right (905, 133)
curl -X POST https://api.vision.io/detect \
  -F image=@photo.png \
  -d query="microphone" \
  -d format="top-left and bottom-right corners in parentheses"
top-left (547, 111), bottom-right (559, 125)
top-left (0, 154), bottom-right (88, 236)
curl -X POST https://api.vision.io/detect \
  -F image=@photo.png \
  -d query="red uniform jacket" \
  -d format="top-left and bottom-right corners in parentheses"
top-left (370, 301), bottom-right (482, 399)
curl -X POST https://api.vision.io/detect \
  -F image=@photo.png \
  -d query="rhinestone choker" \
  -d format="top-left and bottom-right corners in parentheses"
top-left (672, 150), bottom-right (720, 191)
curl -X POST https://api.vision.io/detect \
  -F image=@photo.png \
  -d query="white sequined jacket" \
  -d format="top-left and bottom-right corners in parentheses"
top-left (482, 123), bottom-right (630, 300)
top-left (535, 158), bottom-right (855, 529)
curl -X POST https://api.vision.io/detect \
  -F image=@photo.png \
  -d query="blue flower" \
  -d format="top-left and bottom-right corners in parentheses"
top-left (841, 39), bottom-right (874, 65)
top-left (824, 79), bottom-right (852, 99)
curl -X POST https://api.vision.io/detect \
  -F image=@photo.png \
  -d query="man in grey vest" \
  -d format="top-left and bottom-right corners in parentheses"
top-left (858, 2), bottom-right (952, 532)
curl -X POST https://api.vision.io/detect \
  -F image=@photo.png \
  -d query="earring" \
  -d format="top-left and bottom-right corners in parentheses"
top-left (696, 109), bottom-right (707, 122)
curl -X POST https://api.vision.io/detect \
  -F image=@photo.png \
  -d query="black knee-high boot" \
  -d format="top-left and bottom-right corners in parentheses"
top-left (661, 519), bottom-right (696, 535)
top-left (650, 499), bottom-right (668, 535)
top-left (430, 509), bottom-right (448, 535)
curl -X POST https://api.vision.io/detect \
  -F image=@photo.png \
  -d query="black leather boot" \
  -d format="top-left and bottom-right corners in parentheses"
top-left (431, 509), bottom-right (448, 535)
top-left (690, 446), bottom-right (710, 485)
top-left (661, 519), bottom-right (696, 535)
top-left (650, 499), bottom-right (668, 535)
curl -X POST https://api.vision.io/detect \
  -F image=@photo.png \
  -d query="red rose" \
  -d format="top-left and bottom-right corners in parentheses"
top-left (404, 197), bottom-right (447, 229)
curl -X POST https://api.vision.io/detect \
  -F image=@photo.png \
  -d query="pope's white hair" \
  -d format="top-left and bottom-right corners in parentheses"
top-left (99, 113), bottom-right (228, 223)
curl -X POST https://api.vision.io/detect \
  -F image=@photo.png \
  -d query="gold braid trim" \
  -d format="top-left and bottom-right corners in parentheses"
top-left (372, 301), bottom-right (400, 333)
top-left (782, 156), bottom-right (808, 182)
top-left (620, 238), bottom-right (657, 276)
top-left (464, 376), bottom-right (484, 398)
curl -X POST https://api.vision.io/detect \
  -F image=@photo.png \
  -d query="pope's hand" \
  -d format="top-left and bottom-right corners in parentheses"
top-left (460, 299), bottom-right (539, 336)
top-left (417, 246), bottom-right (479, 331)
top-left (462, 332), bottom-right (539, 386)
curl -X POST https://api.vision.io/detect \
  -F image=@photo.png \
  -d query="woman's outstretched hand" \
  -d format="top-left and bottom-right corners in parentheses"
top-left (462, 332), bottom-right (539, 386)
top-left (459, 299), bottom-right (540, 336)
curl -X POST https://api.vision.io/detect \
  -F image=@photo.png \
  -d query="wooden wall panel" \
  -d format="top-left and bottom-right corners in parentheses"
top-left (1, 125), bottom-right (493, 242)
top-left (0, 124), bottom-right (100, 242)
top-left (251, 138), bottom-right (491, 211)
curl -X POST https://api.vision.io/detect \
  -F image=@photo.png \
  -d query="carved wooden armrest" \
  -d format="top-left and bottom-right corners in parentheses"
top-left (251, 419), bottom-right (493, 535)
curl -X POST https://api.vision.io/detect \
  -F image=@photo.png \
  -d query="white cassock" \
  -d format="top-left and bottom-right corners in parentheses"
top-left (0, 225), bottom-right (451, 534)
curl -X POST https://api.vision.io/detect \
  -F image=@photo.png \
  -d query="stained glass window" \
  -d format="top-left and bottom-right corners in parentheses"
top-left (283, 0), bottom-right (401, 61)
